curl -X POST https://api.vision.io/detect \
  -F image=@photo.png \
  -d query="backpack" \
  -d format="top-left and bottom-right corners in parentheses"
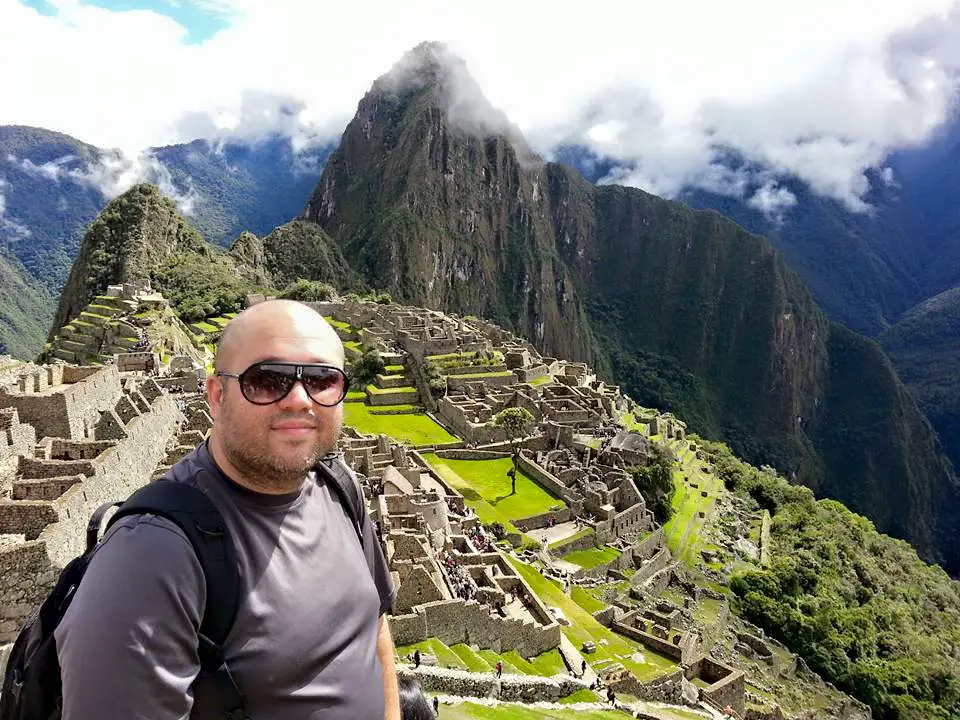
top-left (0, 453), bottom-right (367, 720)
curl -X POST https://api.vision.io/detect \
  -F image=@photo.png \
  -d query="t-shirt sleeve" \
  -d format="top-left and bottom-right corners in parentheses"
top-left (54, 514), bottom-right (206, 720)
top-left (355, 479), bottom-right (396, 616)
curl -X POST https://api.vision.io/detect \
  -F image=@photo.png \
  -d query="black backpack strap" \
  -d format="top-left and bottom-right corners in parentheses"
top-left (104, 481), bottom-right (248, 720)
top-left (316, 453), bottom-right (365, 547)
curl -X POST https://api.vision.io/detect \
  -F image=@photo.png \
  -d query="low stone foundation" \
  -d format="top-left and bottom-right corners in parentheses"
top-left (398, 664), bottom-right (588, 702)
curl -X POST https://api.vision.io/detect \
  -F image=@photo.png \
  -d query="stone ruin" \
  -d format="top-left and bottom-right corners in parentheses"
top-left (0, 360), bottom-right (205, 650)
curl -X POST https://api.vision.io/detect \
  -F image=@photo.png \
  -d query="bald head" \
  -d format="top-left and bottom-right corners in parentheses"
top-left (214, 300), bottom-right (344, 373)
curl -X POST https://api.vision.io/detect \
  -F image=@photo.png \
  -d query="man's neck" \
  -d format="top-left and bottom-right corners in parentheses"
top-left (206, 433), bottom-right (306, 495)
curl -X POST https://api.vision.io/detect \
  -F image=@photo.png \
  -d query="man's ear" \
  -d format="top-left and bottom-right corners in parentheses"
top-left (205, 374), bottom-right (223, 419)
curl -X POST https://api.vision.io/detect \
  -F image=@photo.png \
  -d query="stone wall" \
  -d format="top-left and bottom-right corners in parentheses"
top-left (512, 507), bottom-right (571, 532)
top-left (612, 620), bottom-right (684, 661)
top-left (633, 528), bottom-right (664, 560)
top-left (686, 657), bottom-right (746, 717)
top-left (398, 665), bottom-right (588, 702)
top-left (38, 393), bottom-right (182, 567)
top-left (434, 449), bottom-right (511, 461)
top-left (608, 668), bottom-right (683, 704)
top-left (631, 547), bottom-right (672, 586)
top-left (548, 529), bottom-right (598, 555)
top-left (0, 541), bottom-right (58, 643)
top-left (515, 454), bottom-right (579, 509)
top-left (388, 597), bottom-right (561, 657)
top-left (0, 365), bottom-right (122, 441)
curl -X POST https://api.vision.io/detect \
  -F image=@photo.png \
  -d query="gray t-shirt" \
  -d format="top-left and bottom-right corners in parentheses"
top-left (55, 441), bottom-right (395, 720)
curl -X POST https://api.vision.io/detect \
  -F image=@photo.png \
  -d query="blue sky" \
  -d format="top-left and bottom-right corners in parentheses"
top-left (20, 0), bottom-right (231, 43)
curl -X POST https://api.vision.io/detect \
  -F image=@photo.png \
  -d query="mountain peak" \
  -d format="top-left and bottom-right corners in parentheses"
top-left (368, 42), bottom-right (522, 144)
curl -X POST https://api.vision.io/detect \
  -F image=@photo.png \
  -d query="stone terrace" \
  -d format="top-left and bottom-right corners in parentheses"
top-left (0, 362), bottom-right (195, 644)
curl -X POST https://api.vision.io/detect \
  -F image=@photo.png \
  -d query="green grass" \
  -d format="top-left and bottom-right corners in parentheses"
top-left (395, 638), bottom-right (467, 670)
top-left (571, 586), bottom-right (608, 614)
top-left (344, 404), bottom-right (458, 445)
top-left (558, 689), bottom-right (602, 704)
top-left (369, 404), bottom-right (422, 414)
top-left (208, 316), bottom-right (231, 328)
top-left (562, 546), bottom-right (621, 570)
top-left (509, 558), bottom-right (676, 681)
top-left (661, 450), bottom-right (723, 565)
top-left (442, 703), bottom-right (627, 719)
top-left (529, 374), bottom-right (553, 386)
top-left (346, 390), bottom-right (366, 401)
top-left (191, 321), bottom-right (219, 334)
top-left (366, 383), bottom-right (417, 394)
top-left (324, 316), bottom-right (356, 333)
top-left (423, 455), bottom-right (565, 521)
top-left (384, 364), bottom-right (405, 373)
top-left (451, 644), bottom-right (493, 672)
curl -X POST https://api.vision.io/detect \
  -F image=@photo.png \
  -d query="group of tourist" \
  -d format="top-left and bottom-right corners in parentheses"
top-left (465, 524), bottom-right (492, 552)
top-left (437, 550), bottom-right (478, 602)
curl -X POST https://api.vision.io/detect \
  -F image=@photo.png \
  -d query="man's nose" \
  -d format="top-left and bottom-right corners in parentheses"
top-left (278, 379), bottom-right (314, 410)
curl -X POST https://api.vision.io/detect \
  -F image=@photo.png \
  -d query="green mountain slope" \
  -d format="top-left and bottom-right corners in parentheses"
top-left (881, 288), bottom-right (960, 471)
top-left (0, 252), bottom-right (51, 359)
top-left (302, 42), bottom-right (960, 574)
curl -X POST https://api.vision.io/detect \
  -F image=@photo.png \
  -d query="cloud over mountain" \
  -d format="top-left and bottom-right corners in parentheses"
top-left (2, 0), bottom-right (959, 209)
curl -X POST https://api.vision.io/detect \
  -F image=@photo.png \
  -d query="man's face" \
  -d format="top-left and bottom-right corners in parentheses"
top-left (206, 318), bottom-right (344, 490)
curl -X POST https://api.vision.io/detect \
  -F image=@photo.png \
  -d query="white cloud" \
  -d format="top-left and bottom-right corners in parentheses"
top-left (0, 178), bottom-right (32, 241)
top-left (747, 181), bottom-right (798, 220)
top-left (1, 0), bottom-right (959, 209)
top-left (12, 147), bottom-right (199, 214)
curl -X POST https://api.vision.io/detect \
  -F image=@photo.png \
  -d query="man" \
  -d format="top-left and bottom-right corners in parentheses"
top-left (55, 300), bottom-right (400, 719)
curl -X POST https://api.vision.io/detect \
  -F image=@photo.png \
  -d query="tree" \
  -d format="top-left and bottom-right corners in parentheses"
top-left (628, 443), bottom-right (676, 523)
top-left (492, 407), bottom-right (535, 494)
top-left (350, 347), bottom-right (385, 389)
top-left (279, 278), bottom-right (335, 302)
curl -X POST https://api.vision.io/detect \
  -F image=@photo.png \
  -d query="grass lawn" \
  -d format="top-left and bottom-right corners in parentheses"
top-left (324, 316), bottom-right (357, 333)
top-left (398, 638), bottom-right (568, 678)
top-left (344, 404), bottom-right (459, 446)
top-left (571, 586), bottom-right (607, 614)
top-left (509, 558), bottom-right (677, 681)
top-left (441, 703), bottom-right (627, 719)
top-left (562, 546), bottom-right (621, 570)
top-left (384, 364), bottom-right (405, 373)
top-left (661, 448), bottom-right (724, 565)
top-left (529, 374), bottom-right (553, 386)
top-left (369, 404), bottom-right (422, 414)
top-left (366, 384), bottom-right (418, 395)
top-left (191, 321), bottom-right (219, 334)
top-left (423, 455), bottom-right (565, 521)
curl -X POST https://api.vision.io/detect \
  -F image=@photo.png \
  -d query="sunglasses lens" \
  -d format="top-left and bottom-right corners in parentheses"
top-left (301, 367), bottom-right (346, 405)
top-left (236, 364), bottom-right (347, 406)
top-left (240, 365), bottom-right (295, 404)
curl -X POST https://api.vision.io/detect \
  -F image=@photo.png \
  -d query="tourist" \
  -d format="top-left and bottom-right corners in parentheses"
top-left (399, 676), bottom-right (436, 720)
top-left (55, 300), bottom-right (400, 720)
top-left (414, 649), bottom-right (421, 668)
top-left (433, 696), bottom-right (440, 716)
top-left (495, 660), bottom-right (503, 678)
top-left (581, 659), bottom-right (587, 676)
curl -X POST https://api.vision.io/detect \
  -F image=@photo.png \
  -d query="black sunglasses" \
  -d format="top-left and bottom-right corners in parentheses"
top-left (216, 362), bottom-right (349, 406)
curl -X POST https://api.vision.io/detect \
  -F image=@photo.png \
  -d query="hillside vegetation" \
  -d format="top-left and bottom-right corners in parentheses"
top-left (704, 440), bottom-right (960, 720)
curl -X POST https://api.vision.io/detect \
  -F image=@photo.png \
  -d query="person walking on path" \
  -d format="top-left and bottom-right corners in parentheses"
top-left (55, 300), bottom-right (400, 720)
top-left (495, 660), bottom-right (503, 678)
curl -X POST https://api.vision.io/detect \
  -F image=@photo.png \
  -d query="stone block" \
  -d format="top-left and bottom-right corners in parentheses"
top-left (12, 475), bottom-right (83, 501)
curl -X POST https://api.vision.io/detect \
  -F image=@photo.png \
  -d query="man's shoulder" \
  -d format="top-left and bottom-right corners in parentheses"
top-left (162, 442), bottom-right (216, 488)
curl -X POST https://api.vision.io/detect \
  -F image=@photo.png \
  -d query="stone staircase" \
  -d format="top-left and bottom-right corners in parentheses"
top-left (50, 294), bottom-right (146, 364)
